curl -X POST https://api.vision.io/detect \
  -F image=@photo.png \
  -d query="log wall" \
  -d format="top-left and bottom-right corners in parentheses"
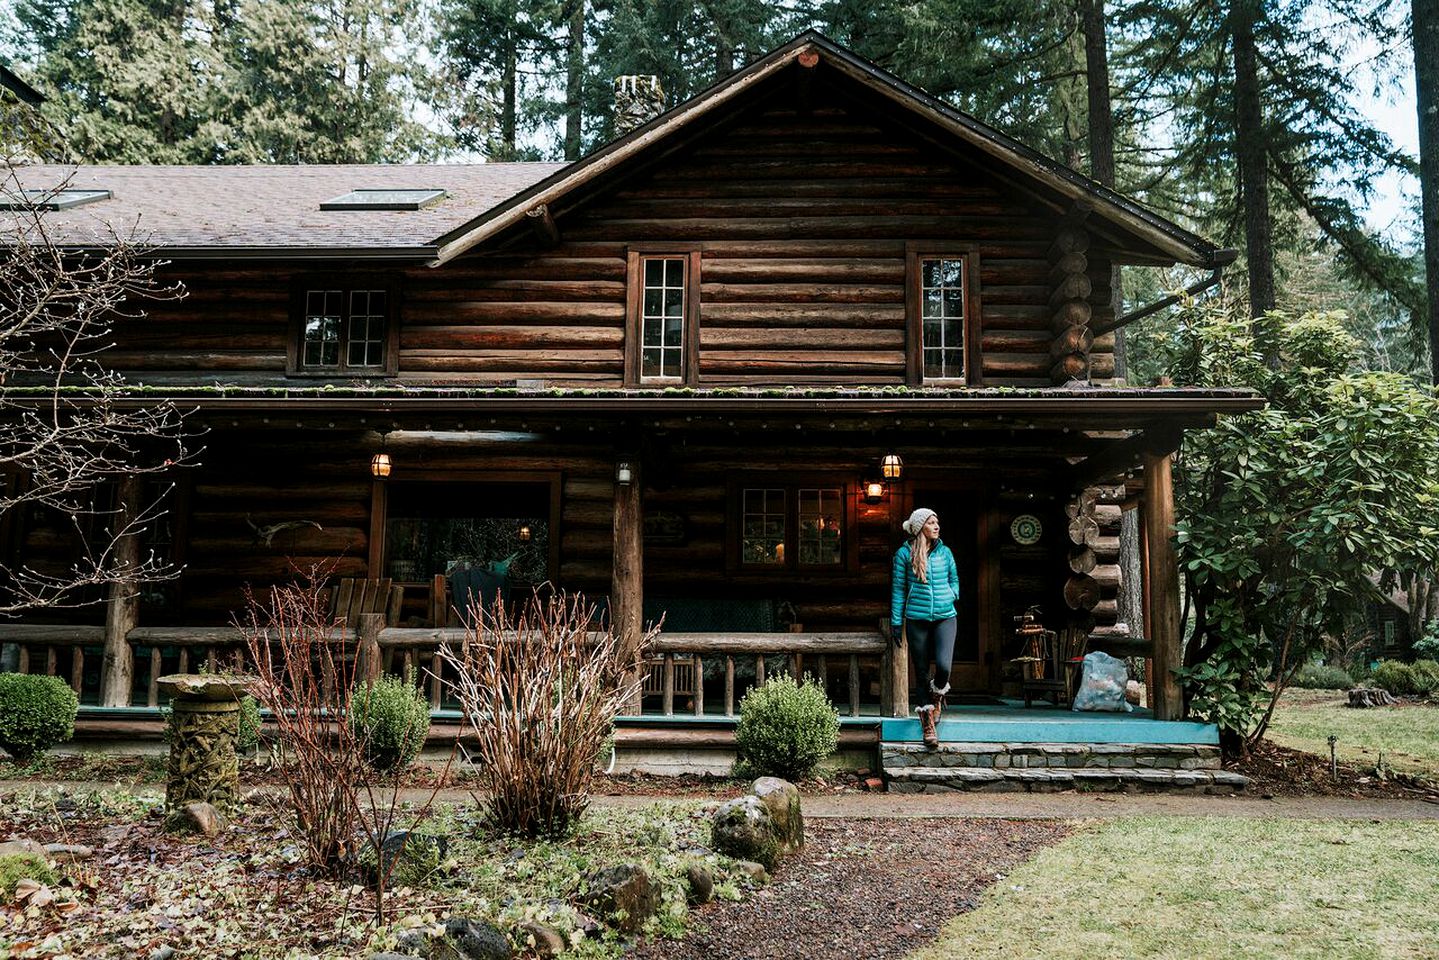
top-left (103, 93), bottom-right (1116, 389)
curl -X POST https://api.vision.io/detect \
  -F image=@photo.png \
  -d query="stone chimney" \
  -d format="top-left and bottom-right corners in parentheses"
top-left (613, 75), bottom-right (665, 136)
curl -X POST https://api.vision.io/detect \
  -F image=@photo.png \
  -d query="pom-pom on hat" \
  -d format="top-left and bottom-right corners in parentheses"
top-left (903, 508), bottom-right (936, 537)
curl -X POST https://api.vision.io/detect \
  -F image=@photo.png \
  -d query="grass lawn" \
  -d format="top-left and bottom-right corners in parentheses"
top-left (909, 817), bottom-right (1439, 960)
top-left (1266, 688), bottom-right (1439, 778)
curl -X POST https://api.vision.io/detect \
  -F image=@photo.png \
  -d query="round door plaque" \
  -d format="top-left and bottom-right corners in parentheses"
top-left (1010, 514), bottom-right (1043, 545)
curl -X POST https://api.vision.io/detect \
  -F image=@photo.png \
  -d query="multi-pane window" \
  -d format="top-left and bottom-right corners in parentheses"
top-left (741, 488), bottom-right (786, 565)
top-left (797, 488), bottom-right (843, 566)
top-left (920, 257), bottom-right (966, 380)
top-left (640, 257), bottom-right (686, 379)
top-left (737, 484), bottom-right (850, 570)
top-left (299, 286), bottom-right (389, 373)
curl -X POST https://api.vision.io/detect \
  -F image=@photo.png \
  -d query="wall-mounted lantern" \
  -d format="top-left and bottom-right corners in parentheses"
top-left (518, 523), bottom-right (533, 542)
top-left (370, 452), bottom-right (392, 479)
top-left (616, 461), bottom-right (634, 485)
top-left (881, 453), bottom-right (904, 481)
top-left (863, 477), bottom-right (886, 504)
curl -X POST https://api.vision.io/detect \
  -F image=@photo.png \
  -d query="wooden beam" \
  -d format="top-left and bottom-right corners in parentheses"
top-left (525, 204), bottom-right (560, 248)
top-left (1069, 426), bottom-right (1182, 491)
top-left (1142, 449), bottom-right (1183, 720)
top-left (99, 475), bottom-right (142, 707)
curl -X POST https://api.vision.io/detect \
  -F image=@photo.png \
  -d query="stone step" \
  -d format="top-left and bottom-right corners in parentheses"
top-left (881, 741), bottom-right (1223, 771)
top-left (885, 765), bottom-right (1251, 794)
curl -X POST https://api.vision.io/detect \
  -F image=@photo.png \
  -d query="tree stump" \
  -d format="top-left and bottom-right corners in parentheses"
top-left (1346, 687), bottom-right (1398, 709)
top-left (158, 674), bottom-right (255, 815)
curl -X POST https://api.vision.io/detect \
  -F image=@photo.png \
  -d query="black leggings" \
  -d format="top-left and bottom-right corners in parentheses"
top-left (906, 616), bottom-right (957, 693)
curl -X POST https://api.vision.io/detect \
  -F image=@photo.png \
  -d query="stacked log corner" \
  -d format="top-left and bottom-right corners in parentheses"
top-left (1049, 222), bottom-right (1093, 384)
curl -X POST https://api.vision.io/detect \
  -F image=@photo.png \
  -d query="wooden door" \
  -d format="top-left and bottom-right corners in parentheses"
top-left (903, 487), bottom-right (997, 692)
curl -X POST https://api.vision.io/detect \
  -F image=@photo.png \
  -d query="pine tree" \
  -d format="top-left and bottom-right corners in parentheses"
top-left (1415, 0), bottom-right (1439, 382)
top-left (442, 0), bottom-right (555, 160)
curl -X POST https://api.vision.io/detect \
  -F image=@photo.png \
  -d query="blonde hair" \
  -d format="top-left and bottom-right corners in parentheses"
top-left (910, 532), bottom-right (931, 583)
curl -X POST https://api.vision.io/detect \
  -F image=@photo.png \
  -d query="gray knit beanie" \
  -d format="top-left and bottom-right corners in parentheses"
top-left (903, 508), bottom-right (936, 538)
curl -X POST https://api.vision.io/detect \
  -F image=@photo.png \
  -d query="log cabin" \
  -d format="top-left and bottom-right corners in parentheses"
top-left (0, 32), bottom-right (1261, 788)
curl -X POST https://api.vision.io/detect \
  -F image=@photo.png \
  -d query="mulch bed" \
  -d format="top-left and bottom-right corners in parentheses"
top-left (1231, 739), bottom-right (1439, 799)
top-left (633, 817), bottom-right (1069, 960)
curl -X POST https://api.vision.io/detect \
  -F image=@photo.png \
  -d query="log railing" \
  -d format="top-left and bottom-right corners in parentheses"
top-left (0, 623), bottom-right (892, 718)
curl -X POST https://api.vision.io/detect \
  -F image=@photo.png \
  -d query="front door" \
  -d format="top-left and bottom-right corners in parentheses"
top-left (904, 486), bottom-right (995, 692)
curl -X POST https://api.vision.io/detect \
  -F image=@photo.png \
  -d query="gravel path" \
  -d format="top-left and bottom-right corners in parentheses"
top-left (632, 817), bottom-right (1067, 960)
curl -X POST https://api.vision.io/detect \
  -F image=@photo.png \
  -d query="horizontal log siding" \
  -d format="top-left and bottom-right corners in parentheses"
top-left (101, 101), bottom-right (1081, 388)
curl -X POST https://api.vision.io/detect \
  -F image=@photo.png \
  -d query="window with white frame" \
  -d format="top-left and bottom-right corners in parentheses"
top-left (640, 256), bottom-right (687, 380)
top-left (919, 257), bottom-right (966, 380)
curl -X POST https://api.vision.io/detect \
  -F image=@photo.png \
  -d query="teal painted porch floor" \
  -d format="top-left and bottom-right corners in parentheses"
top-left (880, 699), bottom-right (1220, 746)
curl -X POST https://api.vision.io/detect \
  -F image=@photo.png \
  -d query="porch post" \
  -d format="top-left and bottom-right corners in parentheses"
top-left (611, 457), bottom-right (644, 711)
top-left (99, 474), bottom-right (142, 707)
top-left (1141, 447), bottom-right (1183, 720)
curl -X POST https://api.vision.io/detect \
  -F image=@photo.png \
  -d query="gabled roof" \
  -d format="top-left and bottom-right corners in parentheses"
top-left (6, 163), bottom-right (564, 256)
top-left (430, 31), bottom-right (1223, 268)
top-left (2, 32), bottom-right (1221, 267)
top-left (0, 63), bottom-right (43, 106)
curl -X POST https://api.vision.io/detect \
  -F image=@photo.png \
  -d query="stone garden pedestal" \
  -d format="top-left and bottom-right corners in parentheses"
top-left (158, 674), bottom-right (255, 815)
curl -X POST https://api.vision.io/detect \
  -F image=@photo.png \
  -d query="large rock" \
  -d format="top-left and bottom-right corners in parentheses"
top-left (165, 801), bottom-right (227, 837)
top-left (750, 777), bottom-right (803, 855)
top-left (685, 861), bottom-right (714, 905)
top-left (710, 795), bottom-right (778, 869)
top-left (582, 863), bottom-right (660, 934)
top-left (434, 917), bottom-right (511, 960)
top-left (0, 839), bottom-right (46, 858)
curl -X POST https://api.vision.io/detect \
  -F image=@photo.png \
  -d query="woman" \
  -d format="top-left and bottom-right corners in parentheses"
top-left (890, 508), bottom-right (959, 749)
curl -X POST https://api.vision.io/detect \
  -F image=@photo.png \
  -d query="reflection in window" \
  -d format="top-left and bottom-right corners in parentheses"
top-left (798, 488), bottom-right (842, 565)
top-left (921, 257), bottom-right (965, 380)
top-left (303, 290), bottom-right (343, 367)
top-left (384, 482), bottom-right (550, 587)
top-left (641, 257), bottom-right (686, 379)
top-left (741, 488), bottom-right (786, 565)
top-left (347, 290), bottom-right (387, 367)
top-left (301, 287), bottom-right (387, 371)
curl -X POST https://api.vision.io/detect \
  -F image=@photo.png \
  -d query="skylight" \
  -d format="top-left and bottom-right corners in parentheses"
top-left (320, 188), bottom-right (447, 211)
top-left (0, 188), bottom-right (112, 211)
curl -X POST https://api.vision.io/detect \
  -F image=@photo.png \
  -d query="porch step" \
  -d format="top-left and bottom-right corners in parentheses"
top-left (884, 764), bottom-right (1251, 794)
top-left (881, 741), bottom-right (1224, 771)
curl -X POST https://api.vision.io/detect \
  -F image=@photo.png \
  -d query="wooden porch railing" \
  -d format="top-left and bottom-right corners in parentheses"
top-left (0, 623), bottom-right (892, 718)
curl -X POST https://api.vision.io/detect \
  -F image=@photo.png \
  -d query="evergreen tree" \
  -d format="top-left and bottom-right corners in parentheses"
top-left (442, 0), bottom-right (555, 160)
top-left (1414, 0), bottom-right (1439, 382)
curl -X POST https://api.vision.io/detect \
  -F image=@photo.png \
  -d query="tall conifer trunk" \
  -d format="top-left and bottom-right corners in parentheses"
top-left (1231, 0), bottom-right (1276, 328)
top-left (564, 0), bottom-right (584, 160)
top-left (1415, 0), bottom-right (1439, 384)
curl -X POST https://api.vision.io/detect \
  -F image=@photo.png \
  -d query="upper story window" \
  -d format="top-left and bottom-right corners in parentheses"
top-left (906, 246), bottom-right (974, 385)
top-left (290, 278), bottom-right (398, 376)
top-left (626, 249), bottom-right (699, 384)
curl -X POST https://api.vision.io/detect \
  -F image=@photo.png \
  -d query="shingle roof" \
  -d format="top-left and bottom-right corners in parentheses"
top-left (6, 163), bottom-right (566, 253)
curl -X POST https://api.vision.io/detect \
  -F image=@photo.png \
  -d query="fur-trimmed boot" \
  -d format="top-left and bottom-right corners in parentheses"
top-left (930, 680), bottom-right (950, 723)
top-left (918, 704), bottom-right (939, 749)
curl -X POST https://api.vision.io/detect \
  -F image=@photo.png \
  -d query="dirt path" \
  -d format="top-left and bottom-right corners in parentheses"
top-left (3, 780), bottom-right (1436, 819)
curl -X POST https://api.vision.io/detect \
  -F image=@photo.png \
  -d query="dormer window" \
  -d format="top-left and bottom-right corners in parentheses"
top-left (319, 189), bottom-right (446, 211)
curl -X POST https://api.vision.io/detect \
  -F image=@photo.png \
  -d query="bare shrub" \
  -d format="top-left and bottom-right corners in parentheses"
top-left (240, 576), bottom-right (362, 871)
top-left (441, 591), bottom-right (651, 838)
top-left (240, 572), bottom-right (451, 921)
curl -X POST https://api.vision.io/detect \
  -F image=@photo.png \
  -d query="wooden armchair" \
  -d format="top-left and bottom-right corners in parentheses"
top-left (328, 577), bottom-right (405, 628)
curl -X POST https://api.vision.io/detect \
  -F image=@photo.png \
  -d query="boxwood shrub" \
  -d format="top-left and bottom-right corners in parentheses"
top-left (0, 673), bottom-right (78, 763)
top-left (734, 674), bottom-right (839, 781)
top-left (350, 673), bottom-right (431, 771)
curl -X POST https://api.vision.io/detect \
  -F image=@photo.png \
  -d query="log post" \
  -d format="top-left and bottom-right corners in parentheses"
top-left (357, 612), bottom-right (385, 682)
top-left (611, 457), bottom-right (644, 712)
top-left (1142, 448), bottom-right (1183, 720)
top-left (99, 474), bottom-right (142, 707)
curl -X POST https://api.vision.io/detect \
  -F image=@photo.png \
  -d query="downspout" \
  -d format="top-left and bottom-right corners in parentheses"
top-left (1090, 248), bottom-right (1238, 337)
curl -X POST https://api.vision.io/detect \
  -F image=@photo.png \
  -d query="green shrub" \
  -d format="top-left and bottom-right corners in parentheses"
top-left (0, 853), bottom-right (57, 897)
top-left (350, 673), bottom-right (430, 771)
top-left (1408, 659), bottom-right (1439, 696)
top-left (0, 674), bottom-right (78, 762)
top-left (1371, 660), bottom-right (1416, 696)
top-left (236, 694), bottom-right (262, 752)
top-left (734, 674), bottom-right (838, 781)
top-left (1413, 624), bottom-right (1439, 661)
top-left (1290, 662), bottom-right (1354, 690)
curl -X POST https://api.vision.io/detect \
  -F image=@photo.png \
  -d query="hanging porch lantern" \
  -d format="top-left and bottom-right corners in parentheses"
top-left (370, 452), bottom-right (392, 478)
top-left (881, 453), bottom-right (904, 480)
top-left (518, 523), bottom-right (533, 542)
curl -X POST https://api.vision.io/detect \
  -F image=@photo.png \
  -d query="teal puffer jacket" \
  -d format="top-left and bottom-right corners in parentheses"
top-left (890, 540), bottom-right (959, 625)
